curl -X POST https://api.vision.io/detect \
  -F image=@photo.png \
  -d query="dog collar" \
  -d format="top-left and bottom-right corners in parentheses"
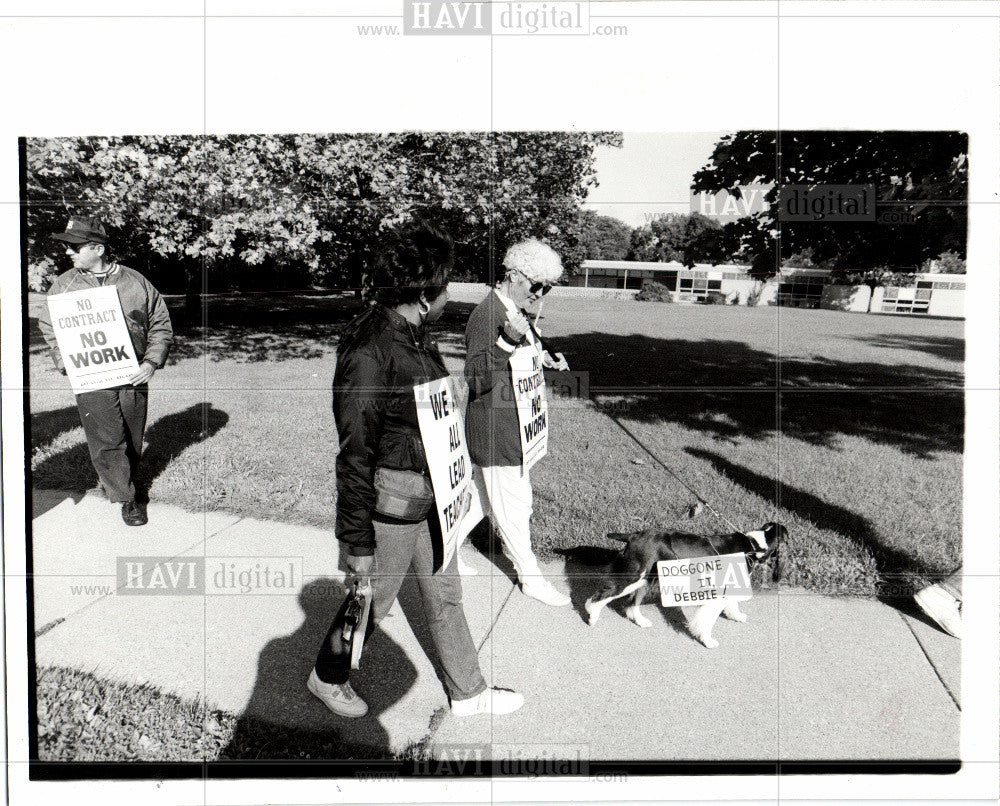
top-left (740, 533), bottom-right (762, 573)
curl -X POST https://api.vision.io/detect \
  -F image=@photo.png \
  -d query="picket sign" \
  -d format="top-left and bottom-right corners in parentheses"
top-left (656, 553), bottom-right (753, 608)
top-left (46, 287), bottom-right (140, 393)
top-left (509, 331), bottom-right (548, 473)
top-left (413, 376), bottom-right (484, 572)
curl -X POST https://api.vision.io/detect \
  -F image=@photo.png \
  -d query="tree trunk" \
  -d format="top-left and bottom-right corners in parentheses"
top-left (184, 266), bottom-right (203, 323)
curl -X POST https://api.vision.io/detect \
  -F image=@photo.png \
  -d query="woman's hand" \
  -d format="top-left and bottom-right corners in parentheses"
top-left (347, 553), bottom-right (374, 580)
top-left (502, 312), bottom-right (530, 343)
top-left (457, 488), bottom-right (474, 522)
top-left (541, 350), bottom-right (570, 371)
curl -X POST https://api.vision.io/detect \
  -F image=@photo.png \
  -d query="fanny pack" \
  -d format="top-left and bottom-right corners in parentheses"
top-left (373, 467), bottom-right (435, 521)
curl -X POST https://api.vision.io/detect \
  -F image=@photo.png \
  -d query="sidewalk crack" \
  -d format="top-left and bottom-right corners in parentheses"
top-left (898, 611), bottom-right (960, 711)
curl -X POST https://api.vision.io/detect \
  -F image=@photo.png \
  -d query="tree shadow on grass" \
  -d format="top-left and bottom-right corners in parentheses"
top-left (31, 402), bottom-right (229, 516)
top-left (30, 405), bottom-right (82, 448)
top-left (544, 332), bottom-right (963, 458)
top-left (168, 296), bottom-right (476, 364)
top-left (219, 578), bottom-right (416, 764)
top-left (684, 448), bottom-right (954, 600)
top-left (850, 334), bottom-right (965, 363)
top-left (172, 295), bottom-right (358, 363)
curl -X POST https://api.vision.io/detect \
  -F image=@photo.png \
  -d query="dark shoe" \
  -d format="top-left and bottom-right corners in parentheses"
top-left (121, 500), bottom-right (148, 527)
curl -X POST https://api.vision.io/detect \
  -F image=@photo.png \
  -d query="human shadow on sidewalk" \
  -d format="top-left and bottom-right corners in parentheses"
top-left (685, 448), bottom-right (954, 604)
top-left (219, 578), bottom-right (417, 763)
top-left (30, 402), bottom-right (228, 517)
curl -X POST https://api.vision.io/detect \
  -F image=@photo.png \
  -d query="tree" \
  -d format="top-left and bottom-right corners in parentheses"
top-left (628, 212), bottom-right (732, 267)
top-left (692, 131), bottom-right (968, 281)
top-left (922, 250), bottom-right (966, 273)
top-left (841, 268), bottom-right (916, 313)
top-left (576, 210), bottom-right (633, 260)
top-left (24, 132), bottom-right (624, 300)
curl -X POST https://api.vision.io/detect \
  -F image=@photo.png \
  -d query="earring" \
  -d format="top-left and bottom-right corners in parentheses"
top-left (418, 300), bottom-right (431, 319)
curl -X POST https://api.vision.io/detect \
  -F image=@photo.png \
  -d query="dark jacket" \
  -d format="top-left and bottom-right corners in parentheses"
top-left (37, 263), bottom-right (174, 372)
top-left (333, 304), bottom-right (449, 556)
top-left (464, 289), bottom-right (525, 467)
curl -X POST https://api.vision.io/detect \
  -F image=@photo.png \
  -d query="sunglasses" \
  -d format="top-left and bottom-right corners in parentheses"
top-left (513, 271), bottom-right (551, 296)
top-left (64, 242), bottom-right (97, 253)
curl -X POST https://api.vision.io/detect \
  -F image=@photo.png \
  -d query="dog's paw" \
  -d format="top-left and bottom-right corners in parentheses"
top-left (584, 598), bottom-right (599, 626)
top-left (724, 608), bottom-right (748, 623)
top-left (626, 606), bottom-right (652, 628)
top-left (692, 633), bottom-right (720, 649)
top-left (731, 612), bottom-right (748, 623)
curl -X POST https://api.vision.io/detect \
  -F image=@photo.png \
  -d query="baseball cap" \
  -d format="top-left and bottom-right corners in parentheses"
top-left (51, 216), bottom-right (108, 244)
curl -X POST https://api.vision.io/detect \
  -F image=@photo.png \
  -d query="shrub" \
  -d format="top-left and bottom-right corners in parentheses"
top-left (922, 250), bottom-right (966, 274)
top-left (635, 280), bottom-right (673, 302)
top-left (703, 291), bottom-right (728, 305)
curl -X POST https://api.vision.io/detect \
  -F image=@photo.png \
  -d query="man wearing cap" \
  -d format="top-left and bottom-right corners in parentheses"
top-left (462, 238), bottom-right (571, 606)
top-left (37, 217), bottom-right (173, 527)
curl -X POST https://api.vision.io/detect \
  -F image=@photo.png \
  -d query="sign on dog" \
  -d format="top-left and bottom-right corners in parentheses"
top-left (509, 334), bottom-right (548, 472)
top-left (46, 287), bottom-right (140, 393)
top-left (414, 376), bottom-right (484, 571)
top-left (657, 553), bottom-right (752, 607)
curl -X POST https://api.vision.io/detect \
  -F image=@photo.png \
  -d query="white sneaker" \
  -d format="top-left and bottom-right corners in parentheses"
top-left (307, 668), bottom-right (369, 718)
top-left (914, 583), bottom-right (961, 639)
top-left (457, 555), bottom-right (479, 576)
top-left (521, 579), bottom-right (570, 607)
top-left (451, 687), bottom-right (524, 717)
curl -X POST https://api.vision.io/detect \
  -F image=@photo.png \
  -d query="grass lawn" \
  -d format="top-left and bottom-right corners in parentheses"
top-left (28, 291), bottom-right (963, 598)
top-left (36, 665), bottom-right (414, 762)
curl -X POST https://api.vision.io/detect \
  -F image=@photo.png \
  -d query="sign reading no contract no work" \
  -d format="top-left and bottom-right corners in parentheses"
top-left (46, 287), bottom-right (140, 393)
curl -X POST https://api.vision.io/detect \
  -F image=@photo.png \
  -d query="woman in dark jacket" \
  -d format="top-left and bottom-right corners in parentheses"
top-left (308, 220), bottom-right (523, 719)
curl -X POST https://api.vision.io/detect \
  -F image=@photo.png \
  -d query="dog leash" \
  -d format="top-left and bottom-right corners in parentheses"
top-left (606, 414), bottom-right (744, 541)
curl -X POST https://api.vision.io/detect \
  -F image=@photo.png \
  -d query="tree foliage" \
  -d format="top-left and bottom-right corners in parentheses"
top-left (577, 210), bottom-right (633, 260)
top-left (628, 212), bottom-right (739, 268)
top-left (691, 131), bottom-right (968, 279)
top-left (25, 132), bottom-right (623, 292)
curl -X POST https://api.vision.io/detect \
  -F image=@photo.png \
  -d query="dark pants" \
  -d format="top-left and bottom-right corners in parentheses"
top-left (75, 385), bottom-right (148, 503)
top-left (315, 518), bottom-right (487, 702)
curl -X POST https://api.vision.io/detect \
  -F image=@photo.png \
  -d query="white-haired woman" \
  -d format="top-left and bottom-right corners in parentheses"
top-left (462, 238), bottom-right (571, 606)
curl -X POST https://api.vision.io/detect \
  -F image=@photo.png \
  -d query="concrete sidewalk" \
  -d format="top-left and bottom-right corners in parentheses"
top-left (31, 492), bottom-right (960, 761)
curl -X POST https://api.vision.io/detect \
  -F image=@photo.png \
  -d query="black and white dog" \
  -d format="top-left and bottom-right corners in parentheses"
top-left (584, 522), bottom-right (785, 648)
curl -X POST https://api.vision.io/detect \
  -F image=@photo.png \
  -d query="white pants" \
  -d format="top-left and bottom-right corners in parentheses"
top-left (470, 464), bottom-right (544, 584)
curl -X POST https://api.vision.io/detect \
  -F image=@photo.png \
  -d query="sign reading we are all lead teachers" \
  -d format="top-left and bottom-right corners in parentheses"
top-left (414, 377), bottom-right (484, 572)
top-left (46, 287), bottom-right (140, 393)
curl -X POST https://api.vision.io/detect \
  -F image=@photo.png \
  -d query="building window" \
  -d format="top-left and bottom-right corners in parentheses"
top-left (777, 276), bottom-right (825, 308)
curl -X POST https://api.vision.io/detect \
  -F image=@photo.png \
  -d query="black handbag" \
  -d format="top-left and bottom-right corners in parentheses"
top-left (373, 467), bottom-right (435, 521)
